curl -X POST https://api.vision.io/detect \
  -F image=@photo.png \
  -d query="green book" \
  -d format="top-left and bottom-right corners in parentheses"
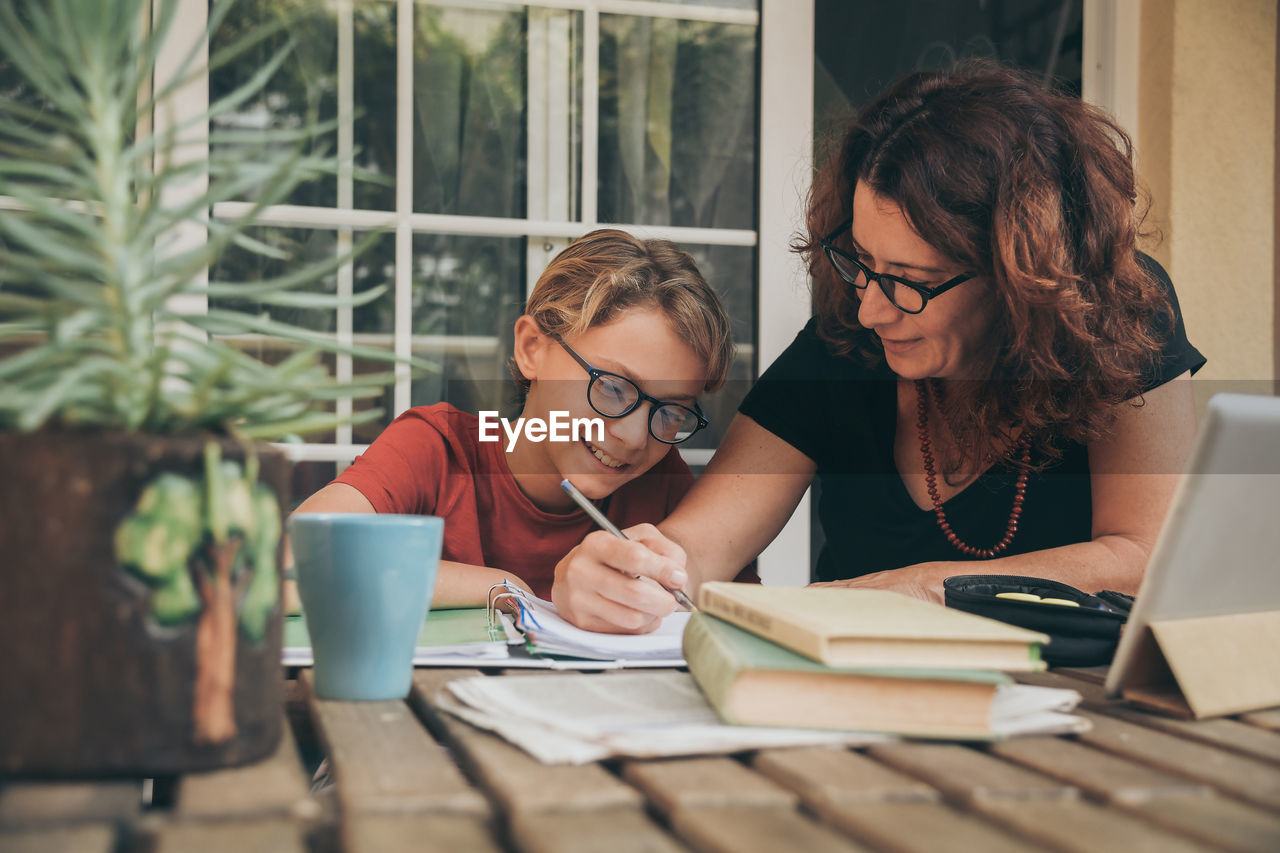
top-left (684, 612), bottom-right (1024, 738)
top-left (283, 608), bottom-right (508, 666)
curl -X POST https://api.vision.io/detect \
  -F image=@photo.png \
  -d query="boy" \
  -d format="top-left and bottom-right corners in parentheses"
top-left (292, 230), bottom-right (733, 605)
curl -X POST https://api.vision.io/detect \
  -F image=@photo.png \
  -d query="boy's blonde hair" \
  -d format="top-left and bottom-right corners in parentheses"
top-left (511, 229), bottom-right (733, 395)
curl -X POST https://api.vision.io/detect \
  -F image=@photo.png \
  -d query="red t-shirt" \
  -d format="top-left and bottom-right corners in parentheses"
top-left (333, 402), bottom-right (694, 598)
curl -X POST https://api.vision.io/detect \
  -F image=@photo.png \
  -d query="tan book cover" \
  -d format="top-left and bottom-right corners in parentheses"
top-left (683, 613), bottom-right (1083, 738)
top-left (697, 583), bottom-right (1048, 671)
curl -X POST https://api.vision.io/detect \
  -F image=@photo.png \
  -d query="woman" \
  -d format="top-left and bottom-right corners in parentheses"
top-left (552, 61), bottom-right (1204, 634)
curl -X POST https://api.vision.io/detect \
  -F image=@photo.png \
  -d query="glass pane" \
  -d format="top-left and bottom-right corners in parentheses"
top-left (1, 18), bottom-right (78, 198)
top-left (598, 15), bottom-right (757, 229)
top-left (209, 0), bottom-right (338, 207)
top-left (209, 226), bottom-right (340, 328)
top-left (208, 226), bottom-right (398, 445)
top-left (674, 243), bottom-right (755, 450)
top-left (0, 35), bottom-right (50, 115)
top-left (338, 234), bottom-right (526, 439)
top-left (289, 461), bottom-right (339, 513)
top-left (353, 0), bottom-right (398, 211)
top-left (815, 0), bottom-right (1084, 132)
top-left (413, 4), bottom-right (526, 217)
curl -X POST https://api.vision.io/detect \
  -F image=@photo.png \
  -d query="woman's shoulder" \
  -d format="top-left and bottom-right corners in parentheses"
top-left (1134, 251), bottom-right (1207, 386)
top-left (1136, 250), bottom-right (1173, 295)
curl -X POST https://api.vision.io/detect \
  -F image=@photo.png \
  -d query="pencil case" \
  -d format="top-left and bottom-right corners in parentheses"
top-left (943, 575), bottom-right (1132, 667)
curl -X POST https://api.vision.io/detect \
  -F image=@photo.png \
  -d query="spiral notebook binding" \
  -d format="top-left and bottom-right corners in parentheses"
top-left (487, 581), bottom-right (538, 636)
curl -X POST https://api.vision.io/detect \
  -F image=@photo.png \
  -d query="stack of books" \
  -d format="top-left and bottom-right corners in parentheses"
top-left (684, 583), bottom-right (1088, 739)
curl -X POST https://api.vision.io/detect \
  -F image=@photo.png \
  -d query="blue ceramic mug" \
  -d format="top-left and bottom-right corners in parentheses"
top-left (288, 513), bottom-right (444, 700)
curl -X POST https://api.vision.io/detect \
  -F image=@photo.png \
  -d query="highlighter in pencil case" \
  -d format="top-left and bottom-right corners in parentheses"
top-left (943, 574), bottom-right (1132, 667)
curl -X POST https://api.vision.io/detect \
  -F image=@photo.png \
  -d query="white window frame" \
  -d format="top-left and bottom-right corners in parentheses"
top-left (755, 0), bottom-right (813, 586)
top-left (1082, 0), bottom-right (1141, 147)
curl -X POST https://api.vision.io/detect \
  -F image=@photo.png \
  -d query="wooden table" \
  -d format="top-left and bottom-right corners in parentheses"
top-left (3, 667), bottom-right (1280, 852)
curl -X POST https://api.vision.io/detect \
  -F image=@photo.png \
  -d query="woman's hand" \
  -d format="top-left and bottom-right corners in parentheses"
top-left (551, 524), bottom-right (687, 634)
top-left (809, 562), bottom-right (950, 604)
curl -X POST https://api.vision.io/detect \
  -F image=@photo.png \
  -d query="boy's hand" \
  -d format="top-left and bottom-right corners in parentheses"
top-left (552, 524), bottom-right (688, 633)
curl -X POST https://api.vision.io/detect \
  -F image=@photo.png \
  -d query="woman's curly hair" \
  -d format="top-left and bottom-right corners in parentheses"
top-left (796, 60), bottom-right (1172, 467)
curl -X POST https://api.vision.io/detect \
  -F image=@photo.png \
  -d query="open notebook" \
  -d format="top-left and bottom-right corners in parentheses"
top-left (506, 589), bottom-right (691, 663)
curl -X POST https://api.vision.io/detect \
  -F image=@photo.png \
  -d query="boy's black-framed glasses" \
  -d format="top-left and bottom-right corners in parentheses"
top-left (820, 217), bottom-right (973, 314)
top-left (554, 338), bottom-right (708, 445)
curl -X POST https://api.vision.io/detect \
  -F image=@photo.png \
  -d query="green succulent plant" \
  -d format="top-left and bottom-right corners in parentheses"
top-left (0, 0), bottom-right (428, 439)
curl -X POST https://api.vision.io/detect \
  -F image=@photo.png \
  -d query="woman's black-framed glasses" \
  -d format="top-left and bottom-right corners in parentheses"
top-left (820, 217), bottom-right (973, 314)
top-left (555, 338), bottom-right (708, 445)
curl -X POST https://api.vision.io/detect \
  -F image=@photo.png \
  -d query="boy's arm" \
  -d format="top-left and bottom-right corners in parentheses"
top-left (287, 483), bottom-right (535, 610)
top-left (432, 563), bottom-right (534, 609)
top-left (283, 483), bottom-right (373, 613)
top-left (285, 482), bottom-right (375, 571)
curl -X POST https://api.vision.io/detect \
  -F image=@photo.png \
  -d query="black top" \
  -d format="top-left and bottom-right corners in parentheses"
top-left (739, 255), bottom-right (1206, 583)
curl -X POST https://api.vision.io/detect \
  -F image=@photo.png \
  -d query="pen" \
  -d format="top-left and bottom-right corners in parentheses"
top-left (560, 478), bottom-right (697, 611)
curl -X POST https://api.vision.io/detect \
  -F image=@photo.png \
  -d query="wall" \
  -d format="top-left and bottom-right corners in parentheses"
top-left (1138, 0), bottom-right (1278, 403)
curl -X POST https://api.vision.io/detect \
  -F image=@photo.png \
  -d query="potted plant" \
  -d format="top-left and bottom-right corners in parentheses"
top-left (0, 0), bottom-right (421, 774)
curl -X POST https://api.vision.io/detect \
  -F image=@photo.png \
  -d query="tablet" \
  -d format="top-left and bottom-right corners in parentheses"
top-left (1105, 392), bottom-right (1280, 715)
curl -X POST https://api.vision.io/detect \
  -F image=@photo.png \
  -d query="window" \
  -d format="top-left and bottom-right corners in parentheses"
top-left (188, 0), bottom-right (762, 506)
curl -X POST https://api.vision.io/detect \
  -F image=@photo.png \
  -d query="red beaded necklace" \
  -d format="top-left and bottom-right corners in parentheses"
top-left (914, 379), bottom-right (1030, 559)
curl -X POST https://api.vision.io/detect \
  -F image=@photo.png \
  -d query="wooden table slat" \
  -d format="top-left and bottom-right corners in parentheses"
top-left (1020, 671), bottom-right (1280, 766)
top-left (1075, 711), bottom-right (1280, 811)
top-left (1049, 667), bottom-right (1110, 684)
top-left (1124, 794), bottom-right (1280, 853)
top-left (0, 781), bottom-right (139, 828)
top-left (974, 799), bottom-right (1214, 853)
top-left (174, 712), bottom-right (315, 820)
top-left (814, 800), bottom-right (1042, 853)
top-left (411, 669), bottom-right (643, 816)
top-left (299, 670), bottom-right (488, 817)
top-left (153, 817), bottom-right (308, 853)
top-left (509, 809), bottom-right (688, 853)
top-left (751, 747), bottom-right (939, 806)
top-left (621, 757), bottom-right (798, 815)
top-left (987, 736), bottom-right (1214, 805)
top-left (343, 814), bottom-right (503, 853)
top-left (670, 805), bottom-right (872, 853)
top-left (1239, 708), bottom-right (1280, 732)
top-left (866, 742), bottom-right (1078, 804)
top-left (0, 824), bottom-right (116, 853)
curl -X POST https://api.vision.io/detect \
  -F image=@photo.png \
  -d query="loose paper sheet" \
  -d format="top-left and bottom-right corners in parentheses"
top-left (437, 672), bottom-right (1089, 764)
top-left (988, 683), bottom-right (1090, 737)
top-left (438, 671), bottom-right (894, 764)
